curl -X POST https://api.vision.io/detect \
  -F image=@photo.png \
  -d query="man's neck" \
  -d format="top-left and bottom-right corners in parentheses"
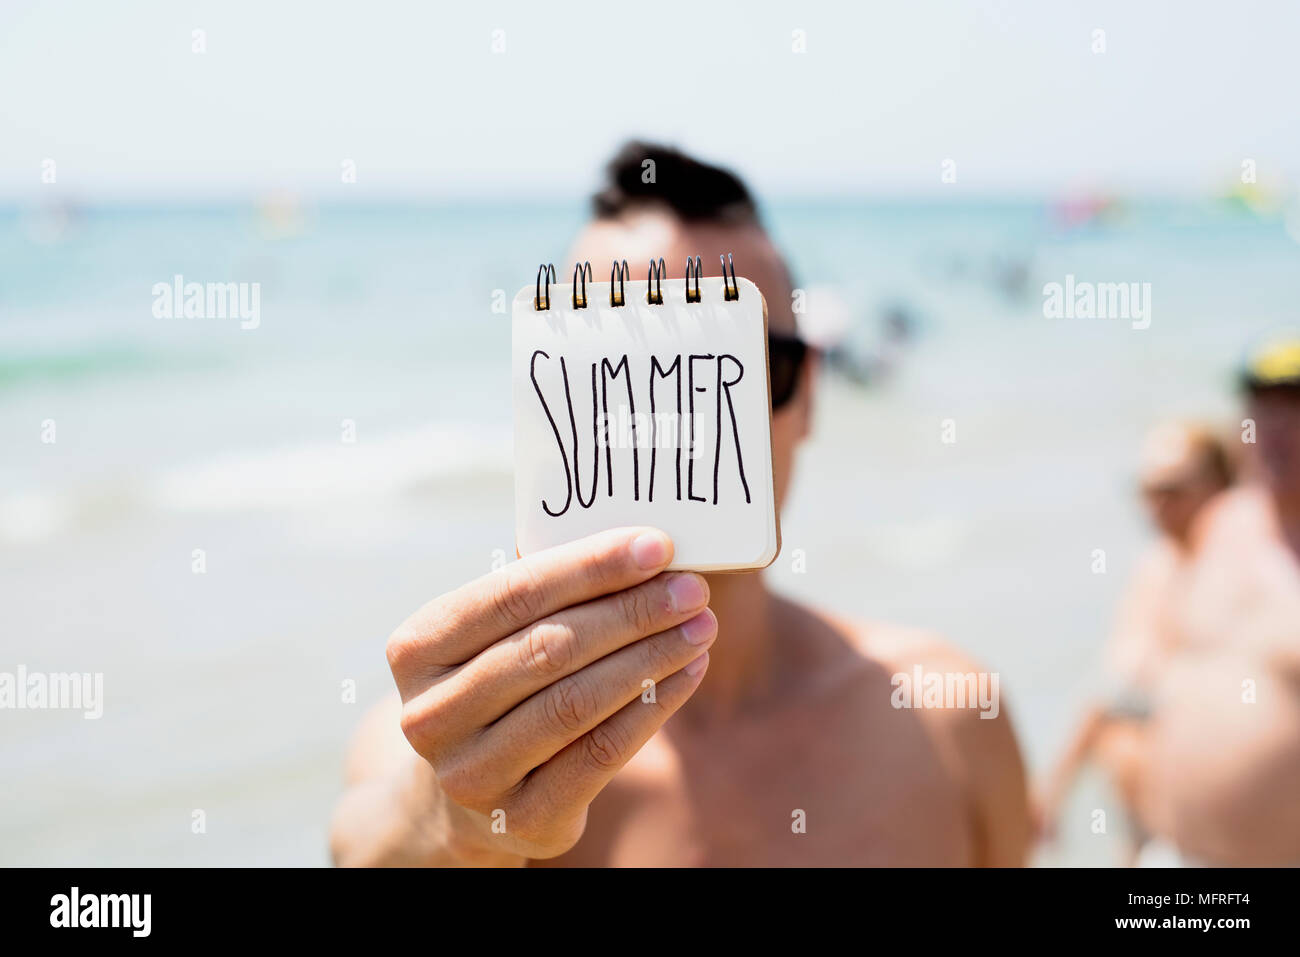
top-left (680, 572), bottom-right (778, 721)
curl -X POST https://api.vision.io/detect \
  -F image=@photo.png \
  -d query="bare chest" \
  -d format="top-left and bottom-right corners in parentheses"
top-left (546, 697), bottom-right (973, 867)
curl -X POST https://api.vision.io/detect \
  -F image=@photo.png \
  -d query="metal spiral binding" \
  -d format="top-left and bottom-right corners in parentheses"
top-left (721, 253), bottom-right (739, 301)
top-left (685, 256), bottom-right (703, 303)
top-left (647, 257), bottom-right (666, 305)
top-left (534, 263), bottom-right (555, 311)
top-left (533, 255), bottom-right (739, 311)
top-left (572, 261), bottom-right (592, 309)
top-left (610, 259), bottom-right (629, 307)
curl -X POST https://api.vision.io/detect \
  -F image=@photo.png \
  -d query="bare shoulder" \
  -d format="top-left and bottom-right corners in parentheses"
top-left (843, 616), bottom-right (965, 671)
top-left (1192, 484), bottom-right (1272, 551)
top-left (809, 603), bottom-right (981, 681)
top-left (827, 610), bottom-right (1032, 865)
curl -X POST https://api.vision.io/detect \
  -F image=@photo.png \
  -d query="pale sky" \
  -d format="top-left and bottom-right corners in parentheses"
top-left (1, 0), bottom-right (1297, 200)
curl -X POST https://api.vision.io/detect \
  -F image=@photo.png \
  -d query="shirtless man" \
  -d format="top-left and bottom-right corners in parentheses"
top-left (1037, 424), bottom-right (1232, 858)
top-left (329, 142), bottom-right (1031, 867)
top-left (1139, 336), bottom-right (1300, 865)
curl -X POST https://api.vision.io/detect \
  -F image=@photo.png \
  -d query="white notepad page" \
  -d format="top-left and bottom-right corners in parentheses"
top-left (512, 275), bottom-right (779, 571)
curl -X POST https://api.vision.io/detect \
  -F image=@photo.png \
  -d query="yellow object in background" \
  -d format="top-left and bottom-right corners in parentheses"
top-left (1246, 336), bottom-right (1300, 387)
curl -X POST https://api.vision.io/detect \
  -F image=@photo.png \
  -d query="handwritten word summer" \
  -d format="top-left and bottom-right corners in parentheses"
top-left (529, 350), bottom-right (752, 516)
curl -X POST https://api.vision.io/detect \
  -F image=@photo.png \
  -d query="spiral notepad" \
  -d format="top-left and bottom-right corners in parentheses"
top-left (512, 256), bottom-right (780, 572)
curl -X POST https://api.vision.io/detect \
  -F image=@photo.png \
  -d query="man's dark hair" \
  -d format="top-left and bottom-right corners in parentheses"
top-left (592, 141), bottom-right (760, 225)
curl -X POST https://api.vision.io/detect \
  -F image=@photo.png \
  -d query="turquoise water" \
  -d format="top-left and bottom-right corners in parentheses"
top-left (3, 199), bottom-right (1294, 499)
top-left (0, 199), bottom-right (1296, 865)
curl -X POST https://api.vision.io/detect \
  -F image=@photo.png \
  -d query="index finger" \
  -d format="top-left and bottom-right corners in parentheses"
top-left (387, 527), bottom-right (674, 683)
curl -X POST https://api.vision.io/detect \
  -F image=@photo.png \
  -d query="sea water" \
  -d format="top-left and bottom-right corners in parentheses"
top-left (1, 198), bottom-right (1296, 865)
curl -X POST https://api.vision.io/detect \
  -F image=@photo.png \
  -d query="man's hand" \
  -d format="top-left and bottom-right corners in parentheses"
top-left (386, 527), bottom-right (715, 862)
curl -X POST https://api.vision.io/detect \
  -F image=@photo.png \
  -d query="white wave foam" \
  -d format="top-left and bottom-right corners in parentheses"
top-left (0, 424), bottom-right (512, 543)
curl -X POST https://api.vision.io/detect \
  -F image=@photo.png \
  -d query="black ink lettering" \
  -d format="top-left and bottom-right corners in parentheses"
top-left (716, 354), bottom-right (751, 504)
top-left (601, 355), bottom-right (640, 500)
top-left (530, 350), bottom-right (572, 516)
top-left (533, 349), bottom-right (749, 515)
top-left (649, 355), bottom-right (682, 503)
top-left (573, 361), bottom-right (600, 508)
top-left (686, 354), bottom-right (714, 503)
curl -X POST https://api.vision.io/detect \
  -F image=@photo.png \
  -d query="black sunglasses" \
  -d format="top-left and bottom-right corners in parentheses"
top-left (768, 333), bottom-right (809, 410)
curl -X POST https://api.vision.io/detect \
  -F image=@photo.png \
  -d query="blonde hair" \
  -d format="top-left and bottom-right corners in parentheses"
top-left (1142, 422), bottom-right (1235, 488)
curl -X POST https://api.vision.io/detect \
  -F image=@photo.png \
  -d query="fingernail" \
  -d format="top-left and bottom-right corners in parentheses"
top-left (666, 573), bottom-right (708, 612)
top-left (631, 530), bottom-right (672, 569)
top-left (680, 608), bottom-right (717, 645)
top-left (684, 651), bottom-right (710, 677)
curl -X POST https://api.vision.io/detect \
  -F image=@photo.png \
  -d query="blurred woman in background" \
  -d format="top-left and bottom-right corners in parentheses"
top-left (1037, 422), bottom-right (1234, 864)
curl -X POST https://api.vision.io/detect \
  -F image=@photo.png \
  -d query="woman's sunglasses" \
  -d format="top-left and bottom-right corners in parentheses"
top-left (768, 333), bottom-right (809, 410)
